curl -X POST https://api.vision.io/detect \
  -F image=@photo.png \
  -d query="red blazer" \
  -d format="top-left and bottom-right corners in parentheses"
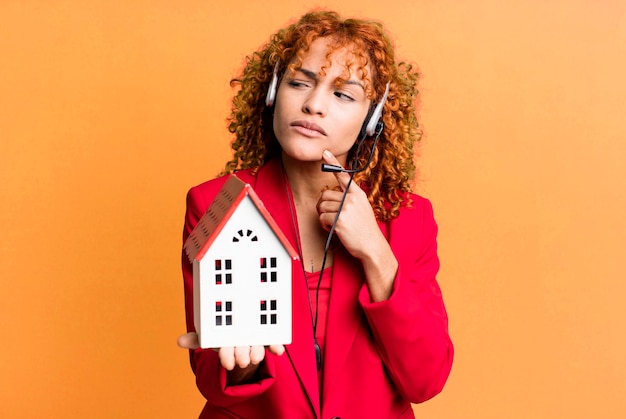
top-left (182, 158), bottom-right (453, 419)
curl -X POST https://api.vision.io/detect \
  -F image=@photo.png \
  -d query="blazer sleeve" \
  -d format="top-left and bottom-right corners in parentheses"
top-left (358, 196), bottom-right (454, 403)
top-left (182, 182), bottom-right (278, 407)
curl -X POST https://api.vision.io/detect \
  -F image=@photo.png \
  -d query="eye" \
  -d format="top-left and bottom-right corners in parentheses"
top-left (287, 79), bottom-right (310, 89)
top-left (334, 91), bottom-right (355, 102)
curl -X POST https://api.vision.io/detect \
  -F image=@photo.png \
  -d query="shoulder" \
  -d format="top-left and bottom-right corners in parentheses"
top-left (385, 192), bottom-right (438, 243)
top-left (382, 193), bottom-right (439, 265)
top-left (394, 192), bottom-right (436, 225)
top-left (187, 158), bottom-right (283, 206)
top-left (186, 168), bottom-right (260, 209)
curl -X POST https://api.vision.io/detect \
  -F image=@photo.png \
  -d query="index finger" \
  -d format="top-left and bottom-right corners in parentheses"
top-left (322, 150), bottom-right (354, 191)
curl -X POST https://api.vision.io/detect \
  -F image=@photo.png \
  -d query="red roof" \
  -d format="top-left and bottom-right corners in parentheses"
top-left (184, 174), bottom-right (299, 263)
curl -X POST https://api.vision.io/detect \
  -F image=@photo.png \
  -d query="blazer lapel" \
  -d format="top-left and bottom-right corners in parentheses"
top-left (321, 246), bottom-right (365, 400)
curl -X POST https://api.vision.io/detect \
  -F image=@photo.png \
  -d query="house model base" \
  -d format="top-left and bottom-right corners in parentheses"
top-left (184, 175), bottom-right (299, 349)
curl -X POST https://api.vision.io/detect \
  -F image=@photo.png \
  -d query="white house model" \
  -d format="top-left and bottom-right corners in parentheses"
top-left (184, 175), bottom-right (299, 349)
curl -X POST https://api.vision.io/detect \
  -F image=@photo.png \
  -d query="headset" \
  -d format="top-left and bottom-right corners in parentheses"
top-left (269, 63), bottom-right (390, 371)
top-left (265, 63), bottom-right (280, 108)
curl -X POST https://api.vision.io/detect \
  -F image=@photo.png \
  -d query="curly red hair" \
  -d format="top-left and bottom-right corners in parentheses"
top-left (223, 10), bottom-right (422, 222)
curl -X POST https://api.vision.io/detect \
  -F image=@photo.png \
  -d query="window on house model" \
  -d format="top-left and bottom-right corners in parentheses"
top-left (232, 229), bottom-right (258, 242)
top-left (259, 257), bottom-right (278, 283)
top-left (214, 259), bottom-right (232, 285)
top-left (260, 299), bottom-right (277, 325)
top-left (215, 300), bottom-right (233, 326)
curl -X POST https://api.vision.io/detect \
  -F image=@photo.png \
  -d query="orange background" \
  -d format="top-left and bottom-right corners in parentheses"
top-left (1, 1), bottom-right (625, 417)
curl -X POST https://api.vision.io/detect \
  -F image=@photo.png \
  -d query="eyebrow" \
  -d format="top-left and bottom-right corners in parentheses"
top-left (296, 67), bottom-right (366, 90)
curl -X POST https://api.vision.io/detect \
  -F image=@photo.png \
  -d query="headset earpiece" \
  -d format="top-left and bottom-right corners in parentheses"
top-left (265, 62), bottom-right (280, 107)
top-left (362, 82), bottom-right (390, 136)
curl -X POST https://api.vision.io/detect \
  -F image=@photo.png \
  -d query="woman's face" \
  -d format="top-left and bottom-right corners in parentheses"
top-left (272, 37), bottom-right (372, 166)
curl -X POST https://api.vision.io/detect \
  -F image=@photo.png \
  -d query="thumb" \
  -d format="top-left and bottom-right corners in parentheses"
top-left (177, 332), bottom-right (200, 350)
top-left (322, 150), bottom-right (351, 190)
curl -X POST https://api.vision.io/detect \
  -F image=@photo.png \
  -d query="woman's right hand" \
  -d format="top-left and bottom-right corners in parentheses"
top-left (177, 333), bottom-right (285, 378)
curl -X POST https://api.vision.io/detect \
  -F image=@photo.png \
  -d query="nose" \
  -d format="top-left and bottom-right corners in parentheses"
top-left (302, 87), bottom-right (327, 116)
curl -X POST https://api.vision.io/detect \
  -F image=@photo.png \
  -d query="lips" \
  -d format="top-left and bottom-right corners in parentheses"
top-left (290, 120), bottom-right (327, 136)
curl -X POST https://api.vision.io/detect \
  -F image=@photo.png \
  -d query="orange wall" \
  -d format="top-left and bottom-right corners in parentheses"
top-left (1, 1), bottom-right (625, 417)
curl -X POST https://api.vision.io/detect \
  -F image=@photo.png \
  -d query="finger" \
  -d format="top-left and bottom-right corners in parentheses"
top-left (321, 149), bottom-right (343, 170)
top-left (323, 150), bottom-right (353, 190)
top-left (268, 344), bottom-right (285, 356)
top-left (319, 188), bottom-right (345, 202)
top-left (316, 194), bottom-right (337, 217)
top-left (319, 212), bottom-right (337, 232)
top-left (234, 346), bottom-right (252, 369)
top-left (177, 332), bottom-right (200, 350)
top-left (249, 345), bottom-right (266, 365)
top-left (218, 346), bottom-right (236, 370)
top-left (317, 196), bottom-right (343, 215)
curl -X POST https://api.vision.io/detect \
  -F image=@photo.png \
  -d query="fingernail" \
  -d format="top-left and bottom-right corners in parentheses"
top-left (323, 150), bottom-right (332, 158)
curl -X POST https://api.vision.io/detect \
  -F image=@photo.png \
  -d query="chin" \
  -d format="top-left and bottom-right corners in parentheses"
top-left (281, 147), bottom-right (323, 163)
top-left (286, 155), bottom-right (322, 165)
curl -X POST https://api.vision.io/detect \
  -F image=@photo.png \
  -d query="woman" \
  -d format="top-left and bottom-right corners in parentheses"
top-left (178, 10), bottom-right (453, 418)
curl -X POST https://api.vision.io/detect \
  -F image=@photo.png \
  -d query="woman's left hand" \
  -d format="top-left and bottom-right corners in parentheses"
top-left (317, 150), bottom-right (398, 301)
top-left (317, 150), bottom-right (382, 260)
